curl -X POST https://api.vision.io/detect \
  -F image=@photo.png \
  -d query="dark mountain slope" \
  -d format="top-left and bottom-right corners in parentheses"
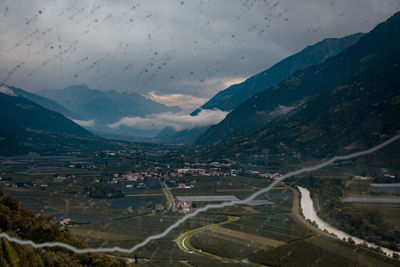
top-left (197, 12), bottom-right (399, 146)
top-left (0, 92), bottom-right (92, 137)
top-left (204, 12), bottom-right (400, 160)
top-left (192, 33), bottom-right (364, 115)
top-left (212, 50), bottom-right (400, 160)
top-left (1, 84), bottom-right (80, 120)
top-left (0, 90), bottom-right (94, 155)
top-left (160, 34), bottom-right (364, 145)
top-left (154, 126), bottom-right (209, 145)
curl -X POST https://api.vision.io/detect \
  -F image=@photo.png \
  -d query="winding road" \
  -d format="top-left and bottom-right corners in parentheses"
top-left (175, 215), bottom-right (274, 266)
top-left (175, 216), bottom-right (239, 256)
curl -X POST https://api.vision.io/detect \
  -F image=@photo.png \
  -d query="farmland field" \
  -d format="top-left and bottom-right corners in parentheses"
top-left (2, 159), bottom-right (400, 266)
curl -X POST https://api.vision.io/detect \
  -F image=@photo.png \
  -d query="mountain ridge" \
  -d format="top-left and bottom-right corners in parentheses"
top-left (0, 86), bottom-right (95, 155)
top-left (201, 11), bottom-right (400, 161)
top-left (192, 32), bottom-right (365, 115)
top-left (158, 33), bottom-right (365, 145)
top-left (0, 83), bottom-right (80, 120)
top-left (197, 12), bottom-right (400, 146)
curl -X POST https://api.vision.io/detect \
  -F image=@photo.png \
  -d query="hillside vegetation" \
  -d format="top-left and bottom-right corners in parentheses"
top-left (0, 190), bottom-right (128, 266)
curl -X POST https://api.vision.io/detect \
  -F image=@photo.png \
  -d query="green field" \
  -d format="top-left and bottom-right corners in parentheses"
top-left (249, 235), bottom-right (400, 267)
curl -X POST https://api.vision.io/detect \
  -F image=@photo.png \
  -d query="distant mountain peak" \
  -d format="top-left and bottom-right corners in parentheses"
top-left (0, 85), bottom-right (17, 97)
top-left (37, 84), bottom-right (181, 138)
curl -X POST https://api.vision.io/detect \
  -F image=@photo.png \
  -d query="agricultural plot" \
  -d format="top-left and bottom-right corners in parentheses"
top-left (108, 180), bottom-right (161, 195)
top-left (221, 213), bottom-right (310, 242)
top-left (176, 195), bottom-right (239, 202)
top-left (209, 226), bottom-right (285, 247)
top-left (190, 230), bottom-right (269, 260)
top-left (3, 152), bottom-right (399, 266)
top-left (371, 183), bottom-right (400, 193)
top-left (342, 196), bottom-right (400, 203)
top-left (171, 175), bottom-right (267, 197)
top-left (69, 213), bottom-right (226, 247)
top-left (3, 182), bottom-right (164, 223)
top-left (108, 195), bottom-right (165, 209)
top-left (248, 235), bottom-right (400, 267)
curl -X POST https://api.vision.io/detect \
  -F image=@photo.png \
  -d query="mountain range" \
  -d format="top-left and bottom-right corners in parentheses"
top-left (38, 84), bottom-right (180, 138)
top-left (201, 11), bottom-right (400, 161)
top-left (1, 11), bottom-right (399, 159)
top-left (159, 33), bottom-right (364, 144)
top-left (192, 32), bottom-right (364, 115)
top-left (0, 32), bottom-right (367, 146)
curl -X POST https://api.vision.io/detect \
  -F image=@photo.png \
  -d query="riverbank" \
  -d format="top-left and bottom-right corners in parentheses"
top-left (298, 186), bottom-right (398, 258)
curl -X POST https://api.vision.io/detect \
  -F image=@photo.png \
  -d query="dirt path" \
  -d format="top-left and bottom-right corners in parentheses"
top-left (209, 226), bottom-right (285, 248)
top-left (160, 180), bottom-right (175, 211)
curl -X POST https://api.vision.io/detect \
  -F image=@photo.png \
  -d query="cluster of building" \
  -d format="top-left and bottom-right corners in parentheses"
top-left (2, 182), bottom-right (48, 189)
top-left (171, 168), bottom-right (231, 177)
top-left (176, 201), bottom-right (193, 213)
top-left (108, 171), bottom-right (160, 184)
top-left (59, 218), bottom-right (72, 226)
top-left (68, 164), bottom-right (97, 169)
top-left (259, 172), bottom-right (282, 180)
top-left (165, 179), bottom-right (196, 189)
top-left (100, 147), bottom-right (176, 158)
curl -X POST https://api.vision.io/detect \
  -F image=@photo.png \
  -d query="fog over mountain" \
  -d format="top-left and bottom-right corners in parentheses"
top-left (109, 108), bottom-right (228, 132)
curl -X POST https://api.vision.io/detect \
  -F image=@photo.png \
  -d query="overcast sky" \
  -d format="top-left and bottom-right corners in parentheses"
top-left (0, 0), bottom-right (399, 101)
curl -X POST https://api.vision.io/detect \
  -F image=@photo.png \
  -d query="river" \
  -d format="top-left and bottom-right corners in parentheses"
top-left (298, 186), bottom-right (397, 257)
